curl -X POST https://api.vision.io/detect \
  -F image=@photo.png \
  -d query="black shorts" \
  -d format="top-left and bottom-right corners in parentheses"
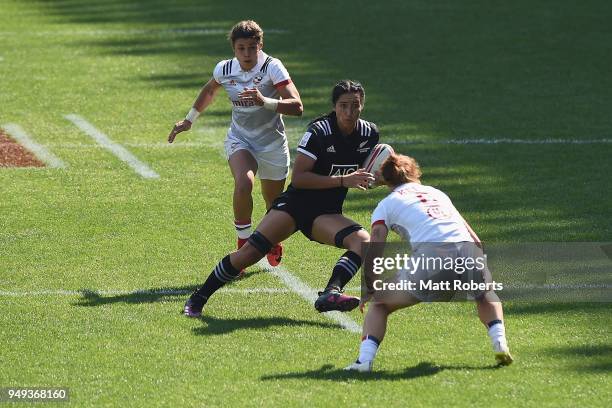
top-left (269, 190), bottom-right (342, 240)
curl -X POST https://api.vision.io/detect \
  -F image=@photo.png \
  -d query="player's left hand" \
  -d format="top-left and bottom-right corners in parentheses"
top-left (238, 87), bottom-right (264, 106)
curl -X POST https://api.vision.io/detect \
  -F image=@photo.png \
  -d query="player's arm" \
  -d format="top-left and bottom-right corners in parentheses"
top-left (168, 78), bottom-right (222, 143)
top-left (291, 153), bottom-right (374, 190)
top-left (460, 215), bottom-right (483, 249)
top-left (365, 222), bottom-right (389, 286)
top-left (274, 82), bottom-right (303, 116)
top-left (238, 82), bottom-right (303, 116)
top-left (360, 221), bottom-right (389, 311)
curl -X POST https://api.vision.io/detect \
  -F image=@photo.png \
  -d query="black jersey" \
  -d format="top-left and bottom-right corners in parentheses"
top-left (286, 112), bottom-right (380, 212)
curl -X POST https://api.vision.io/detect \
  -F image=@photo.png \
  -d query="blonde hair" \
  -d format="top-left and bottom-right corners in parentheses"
top-left (228, 20), bottom-right (264, 44)
top-left (381, 153), bottom-right (422, 186)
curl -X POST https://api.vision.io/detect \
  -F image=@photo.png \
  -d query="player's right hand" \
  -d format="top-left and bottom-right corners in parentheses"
top-left (168, 119), bottom-right (192, 143)
top-left (344, 169), bottom-right (375, 191)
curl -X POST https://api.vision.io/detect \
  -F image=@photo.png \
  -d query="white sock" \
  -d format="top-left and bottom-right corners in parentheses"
top-left (234, 219), bottom-right (252, 240)
top-left (488, 322), bottom-right (508, 352)
top-left (358, 336), bottom-right (380, 363)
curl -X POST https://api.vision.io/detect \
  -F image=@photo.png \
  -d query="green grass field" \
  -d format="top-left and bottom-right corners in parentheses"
top-left (1, 0), bottom-right (611, 406)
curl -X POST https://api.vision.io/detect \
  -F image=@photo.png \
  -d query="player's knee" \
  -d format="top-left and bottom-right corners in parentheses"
top-left (476, 291), bottom-right (501, 304)
top-left (247, 231), bottom-right (274, 256)
top-left (234, 175), bottom-right (255, 195)
top-left (343, 229), bottom-right (370, 254)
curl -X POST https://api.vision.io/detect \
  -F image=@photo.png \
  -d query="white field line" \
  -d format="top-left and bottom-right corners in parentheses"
top-left (1, 283), bottom-right (609, 297)
top-left (1, 123), bottom-right (67, 168)
top-left (0, 28), bottom-right (287, 37)
top-left (65, 114), bottom-right (160, 179)
top-left (257, 260), bottom-right (362, 333)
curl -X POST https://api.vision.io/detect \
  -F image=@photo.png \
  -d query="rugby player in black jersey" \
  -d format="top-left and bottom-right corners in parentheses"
top-left (184, 80), bottom-right (380, 317)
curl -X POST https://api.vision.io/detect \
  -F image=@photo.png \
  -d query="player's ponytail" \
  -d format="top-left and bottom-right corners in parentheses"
top-left (308, 112), bottom-right (334, 126)
top-left (381, 153), bottom-right (422, 187)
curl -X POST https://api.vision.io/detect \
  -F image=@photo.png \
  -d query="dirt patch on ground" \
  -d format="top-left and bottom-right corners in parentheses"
top-left (0, 130), bottom-right (45, 167)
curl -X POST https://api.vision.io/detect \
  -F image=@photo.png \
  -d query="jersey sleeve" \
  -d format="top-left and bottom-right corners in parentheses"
top-left (268, 58), bottom-right (292, 88)
top-left (370, 122), bottom-right (380, 144)
top-left (296, 126), bottom-right (321, 161)
top-left (212, 60), bottom-right (226, 83)
top-left (371, 198), bottom-right (389, 228)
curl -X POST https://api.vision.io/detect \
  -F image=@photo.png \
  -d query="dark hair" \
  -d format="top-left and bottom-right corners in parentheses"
top-left (381, 153), bottom-right (422, 186)
top-left (228, 20), bottom-right (263, 44)
top-left (309, 79), bottom-right (366, 125)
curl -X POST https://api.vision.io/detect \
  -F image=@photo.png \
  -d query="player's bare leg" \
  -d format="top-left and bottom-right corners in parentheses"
top-left (229, 150), bottom-right (257, 252)
top-left (184, 210), bottom-right (296, 317)
top-left (260, 178), bottom-right (286, 266)
top-left (476, 291), bottom-right (513, 365)
top-left (311, 214), bottom-right (370, 312)
top-left (345, 292), bottom-right (420, 372)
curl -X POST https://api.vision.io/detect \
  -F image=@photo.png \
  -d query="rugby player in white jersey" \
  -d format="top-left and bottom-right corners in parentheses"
top-left (168, 20), bottom-right (303, 268)
top-left (345, 153), bottom-right (513, 372)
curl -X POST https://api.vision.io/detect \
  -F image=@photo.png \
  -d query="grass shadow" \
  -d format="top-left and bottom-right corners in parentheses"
top-left (505, 302), bottom-right (612, 315)
top-left (545, 344), bottom-right (612, 373)
top-left (72, 270), bottom-right (265, 306)
top-left (260, 361), bottom-right (502, 382)
top-left (193, 315), bottom-right (343, 336)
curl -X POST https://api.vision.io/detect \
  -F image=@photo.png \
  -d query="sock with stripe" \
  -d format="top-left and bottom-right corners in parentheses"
top-left (487, 319), bottom-right (508, 350)
top-left (234, 219), bottom-right (252, 240)
top-left (326, 251), bottom-right (362, 290)
top-left (193, 255), bottom-right (241, 301)
top-left (357, 335), bottom-right (381, 363)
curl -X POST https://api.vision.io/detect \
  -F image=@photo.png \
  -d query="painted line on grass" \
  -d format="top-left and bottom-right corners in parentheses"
top-left (257, 260), bottom-right (362, 333)
top-left (2, 283), bottom-right (609, 297)
top-left (1, 123), bottom-right (67, 168)
top-left (65, 114), bottom-right (160, 179)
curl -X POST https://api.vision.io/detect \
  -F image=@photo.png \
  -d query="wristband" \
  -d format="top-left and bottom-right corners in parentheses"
top-left (185, 107), bottom-right (200, 123)
top-left (262, 97), bottom-right (279, 112)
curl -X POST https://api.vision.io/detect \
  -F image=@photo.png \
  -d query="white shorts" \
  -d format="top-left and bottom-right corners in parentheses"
top-left (224, 130), bottom-right (289, 181)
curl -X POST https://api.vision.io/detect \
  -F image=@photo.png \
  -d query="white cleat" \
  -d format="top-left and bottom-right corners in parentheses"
top-left (344, 360), bottom-right (373, 372)
top-left (493, 340), bottom-right (514, 366)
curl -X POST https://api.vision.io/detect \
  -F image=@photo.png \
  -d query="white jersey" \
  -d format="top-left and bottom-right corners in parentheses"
top-left (371, 182), bottom-right (474, 245)
top-left (213, 51), bottom-right (291, 151)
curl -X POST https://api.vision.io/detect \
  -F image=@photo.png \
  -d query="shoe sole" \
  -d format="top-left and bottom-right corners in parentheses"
top-left (495, 352), bottom-right (514, 366)
top-left (315, 297), bottom-right (360, 313)
top-left (183, 309), bottom-right (201, 318)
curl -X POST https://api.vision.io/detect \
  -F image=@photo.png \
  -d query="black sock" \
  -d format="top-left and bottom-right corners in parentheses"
top-left (193, 255), bottom-right (241, 301)
top-left (325, 251), bottom-right (362, 290)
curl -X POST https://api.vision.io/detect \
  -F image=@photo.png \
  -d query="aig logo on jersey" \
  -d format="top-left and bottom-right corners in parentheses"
top-left (329, 164), bottom-right (358, 176)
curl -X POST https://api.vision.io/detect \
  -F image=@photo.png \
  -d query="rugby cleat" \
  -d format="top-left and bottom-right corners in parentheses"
top-left (493, 340), bottom-right (514, 366)
top-left (183, 294), bottom-right (206, 318)
top-left (344, 360), bottom-right (373, 372)
top-left (314, 287), bottom-right (360, 313)
top-left (266, 243), bottom-right (283, 267)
